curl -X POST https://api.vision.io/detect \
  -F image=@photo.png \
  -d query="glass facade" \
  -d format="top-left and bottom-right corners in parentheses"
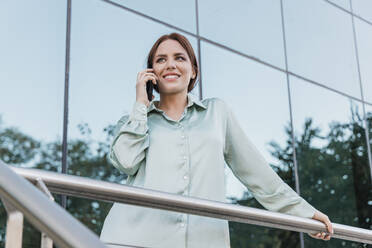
top-left (1, 0), bottom-right (371, 247)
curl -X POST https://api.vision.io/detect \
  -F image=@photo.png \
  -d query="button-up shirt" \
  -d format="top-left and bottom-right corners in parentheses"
top-left (100, 93), bottom-right (317, 248)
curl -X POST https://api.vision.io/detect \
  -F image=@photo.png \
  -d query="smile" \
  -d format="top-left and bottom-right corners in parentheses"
top-left (164, 75), bottom-right (180, 81)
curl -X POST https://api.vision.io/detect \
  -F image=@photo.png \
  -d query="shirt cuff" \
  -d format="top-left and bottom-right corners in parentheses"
top-left (129, 101), bottom-right (148, 122)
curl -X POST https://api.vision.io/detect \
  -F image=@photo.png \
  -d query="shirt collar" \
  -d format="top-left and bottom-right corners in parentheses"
top-left (147, 93), bottom-right (207, 113)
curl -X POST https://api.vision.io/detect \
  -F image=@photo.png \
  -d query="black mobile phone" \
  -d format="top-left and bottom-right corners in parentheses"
top-left (146, 80), bottom-right (154, 102)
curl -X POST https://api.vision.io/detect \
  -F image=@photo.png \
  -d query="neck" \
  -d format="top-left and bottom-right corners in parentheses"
top-left (157, 91), bottom-right (188, 113)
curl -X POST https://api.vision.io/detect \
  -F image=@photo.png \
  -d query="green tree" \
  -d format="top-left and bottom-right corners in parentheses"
top-left (229, 108), bottom-right (371, 248)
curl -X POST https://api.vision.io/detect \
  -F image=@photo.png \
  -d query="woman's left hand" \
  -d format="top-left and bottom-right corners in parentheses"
top-left (308, 210), bottom-right (333, 241)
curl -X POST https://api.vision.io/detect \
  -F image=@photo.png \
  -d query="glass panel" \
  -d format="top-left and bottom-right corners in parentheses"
top-left (328, 0), bottom-right (350, 10)
top-left (352, 0), bottom-right (372, 23)
top-left (290, 76), bottom-right (371, 247)
top-left (67, 0), bottom-right (201, 238)
top-left (0, 0), bottom-right (65, 143)
top-left (355, 18), bottom-right (372, 104)
top-left (201, 41), bottom-right (300, 245)
top-left (68, 0), bottom-right (199, 142)
top-left (109, 0), bottom-right (196, 34)
top-left (198, 0), bottom-right (285, 68)
top-left (201, 41), bottom-right (290, 178)
top-left (0, 0), bottom-right (66, 246)
top-left (283, 0), bottom-right (361, 99)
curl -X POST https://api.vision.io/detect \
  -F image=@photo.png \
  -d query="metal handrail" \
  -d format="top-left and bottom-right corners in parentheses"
top-left (9, 166), bottom-right (372, 245)
top-left (0, 161), bottom-right (107, 248)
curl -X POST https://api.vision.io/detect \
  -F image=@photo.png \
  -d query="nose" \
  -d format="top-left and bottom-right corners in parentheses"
top-left (165, 58), bottom-right (176, 70)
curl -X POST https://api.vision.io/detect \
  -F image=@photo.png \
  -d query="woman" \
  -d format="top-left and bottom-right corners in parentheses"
top-left (100, 32), bottom-right (333, 248)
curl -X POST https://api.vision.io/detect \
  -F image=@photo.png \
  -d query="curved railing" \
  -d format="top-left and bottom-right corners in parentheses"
top-left (1, 161), bottom-right (372, 247)
top-left (0, 160), bottom-right (107, 248)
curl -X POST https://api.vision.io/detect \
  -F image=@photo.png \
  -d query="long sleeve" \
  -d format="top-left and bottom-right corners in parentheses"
top-left (109, 101), bottom-right (150, 176)
top-left (222, 101), bottom-right (316, 218)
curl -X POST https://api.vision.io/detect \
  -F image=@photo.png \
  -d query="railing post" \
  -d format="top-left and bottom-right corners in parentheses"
top-left (35, 178), bottom-right (54, 248)
top-left (2, 199), bottom-right (24, 248)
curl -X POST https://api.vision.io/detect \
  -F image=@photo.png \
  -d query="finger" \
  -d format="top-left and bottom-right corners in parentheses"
top-left (143, 75), bottom-right (157, 84)
top-left (143, 72), bottom-right (159, 78)
top-left (138, 69), bottom-right (154, 77)
top-left (309, 233), bottom-right (322, 240)
top-left (325, 219), bottom-right (334, 234)
top-left (309, 234), bottom-right (319, 239)
top-left (142, 74), bottom-right (155, 80)
top-left (321, 232), bottom-right (332, 241)
top-left (307, 233), bottom-right (315, 238)
top-left (142, 73), bottom-right (159, 81)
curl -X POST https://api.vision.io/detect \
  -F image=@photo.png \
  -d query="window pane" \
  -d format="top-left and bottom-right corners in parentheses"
top-left (67, 0), bottom-right (201, 238)
top-left (284, 0), bottom-right (361, 99)
top-left (201, 41), bottom-right (299, 245)
top-left (68, 0), bottom-right (199, 142)
top-left (352, 0), bottom-right (372, 23)
top-left (328, 0), bottom-right (350, 10)
top-left (290, 76), bottom-right (371, 247)
top-left (0, 0), bottom-right (66, 246)
top-left (199, 0), bottom-right (285, 68)
top-left (0, 0), bottom-right (65, 143)
top-left (355, 18), bottom-right (372, 104)
top-left (109, 0), bottom-right (196, 34)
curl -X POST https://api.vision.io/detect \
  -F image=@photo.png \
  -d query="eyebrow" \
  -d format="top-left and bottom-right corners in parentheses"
top-left (155, 53), bottom-right (186, 58)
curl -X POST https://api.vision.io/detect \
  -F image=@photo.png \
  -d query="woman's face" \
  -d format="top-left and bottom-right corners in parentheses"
top-left (152, 39), bottom-right (196, 95)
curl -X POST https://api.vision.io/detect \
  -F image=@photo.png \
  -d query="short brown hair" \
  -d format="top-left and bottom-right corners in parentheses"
top-left (147, 32), bottom-right (199, 94)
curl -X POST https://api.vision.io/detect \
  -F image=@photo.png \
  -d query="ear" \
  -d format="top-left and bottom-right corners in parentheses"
top-left (191, 71), bottom-right (196, 79)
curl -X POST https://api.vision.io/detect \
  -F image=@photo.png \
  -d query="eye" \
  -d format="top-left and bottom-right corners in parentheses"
top-left (156, 58), bottom-right (165, 63)
top-left (176, 56), bottom-right (185, 61)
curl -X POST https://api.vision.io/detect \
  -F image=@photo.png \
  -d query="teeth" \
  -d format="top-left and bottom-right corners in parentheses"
top-left (164, 75), bottom-right (179, 79)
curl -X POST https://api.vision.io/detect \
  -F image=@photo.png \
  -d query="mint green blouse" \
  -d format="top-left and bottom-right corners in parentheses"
top-left (100, 93), bottom-right (317, 248)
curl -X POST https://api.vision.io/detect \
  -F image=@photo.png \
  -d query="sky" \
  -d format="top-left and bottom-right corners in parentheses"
top-left (1, 0), bottom-right (372, 199)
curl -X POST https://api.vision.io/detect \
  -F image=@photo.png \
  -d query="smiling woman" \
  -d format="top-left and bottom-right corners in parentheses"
top-left (150, 39), bottom-right (196, 106)
top-left (147, 33), bottom-right (199, 98)
top-left (99, 32), bottom-right (333, 248)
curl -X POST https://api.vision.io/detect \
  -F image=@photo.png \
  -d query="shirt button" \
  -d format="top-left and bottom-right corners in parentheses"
top-left (183, 175), bottom-right (188, 180)
top-left (180, 223), bottom-right (185, 227)
top-left (181, 135), bottom-right (185, 139)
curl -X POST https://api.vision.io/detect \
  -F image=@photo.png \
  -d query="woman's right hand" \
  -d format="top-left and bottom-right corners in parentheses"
top-left (136, 68), bottom-right (159, 107)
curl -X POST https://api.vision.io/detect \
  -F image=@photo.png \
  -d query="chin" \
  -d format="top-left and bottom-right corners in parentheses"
top-left (159, 83), bottom-right (188, 93)
top-left (159, 87), bottom-right (188, 95)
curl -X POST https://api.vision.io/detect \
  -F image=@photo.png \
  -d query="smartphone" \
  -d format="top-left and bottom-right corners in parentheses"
top-left (146, 79), bottom-right (154, 102)
top-left (146, 67), bottom-right (157, 101)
